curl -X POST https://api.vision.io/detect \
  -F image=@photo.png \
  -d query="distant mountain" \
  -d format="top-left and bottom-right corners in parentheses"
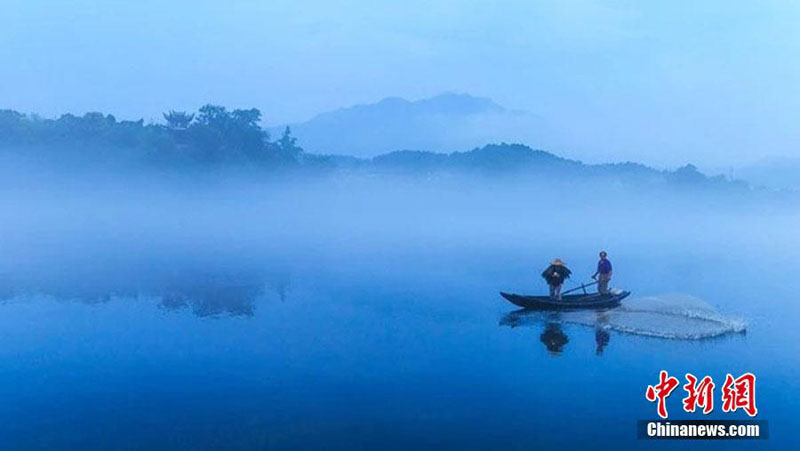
top-left (371, 143), bottom-right (574, 173)
top-left (270, 93), bottom-right (544, 157)
top-left (0, 104), bottom-right (757, 193)
top-left (309, 143), bottom-right (749, 191)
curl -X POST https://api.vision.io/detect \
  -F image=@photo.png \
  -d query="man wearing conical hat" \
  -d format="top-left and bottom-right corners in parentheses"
top-left (541, 258), bottom-right (572, 300)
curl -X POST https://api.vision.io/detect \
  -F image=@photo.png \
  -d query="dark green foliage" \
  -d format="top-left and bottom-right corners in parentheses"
top-left (0, 109), bottom-right (28, 144)
top-left (0, 106), bottom-right (748, 192)
top-left (363, 143), bottom-right (747, 191)
top-left (185, 105), bottom-right (270, 162)
top-left (275, 127), bottom-right (302, 160)
top-left (668, 164), bottom-right (707, 185)
top-left (372, 144), bottom-right (578, 174)
top-left (0, 105), bottom-right (303, 166)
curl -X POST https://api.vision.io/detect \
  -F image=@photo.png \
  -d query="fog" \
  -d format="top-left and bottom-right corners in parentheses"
top-left (1, 156), bottom-right (797, 307)
top-left (3, 154), bottom-right (799, 448)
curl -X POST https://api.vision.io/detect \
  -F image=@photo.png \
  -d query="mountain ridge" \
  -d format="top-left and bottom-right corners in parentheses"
top-left (269, 93), bottom-right (541, 157)
top-left (308, 143), bottom-right (749, 192)
top-left (0, 105), bottom-right (758, 193)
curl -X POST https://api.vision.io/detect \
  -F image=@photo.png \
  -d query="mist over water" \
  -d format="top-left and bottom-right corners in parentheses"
top-left (0, 157), bottom-right (798, 449)
top-left (0, 159), bottom-right (796, 341)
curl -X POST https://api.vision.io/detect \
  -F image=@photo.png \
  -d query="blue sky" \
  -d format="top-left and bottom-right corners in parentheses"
top-left (2, 0), bottom-right (800, 166)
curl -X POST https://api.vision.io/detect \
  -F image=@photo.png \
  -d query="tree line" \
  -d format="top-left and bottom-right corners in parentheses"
top-left (0, 105), bottom-right (303, 165)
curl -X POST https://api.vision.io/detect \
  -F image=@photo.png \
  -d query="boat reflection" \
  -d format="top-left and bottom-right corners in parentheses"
top-left (595, 328), bottom-right (610, 355)
top-left (501, 309), bottom-right (612, 357)
top-left (540, 321), bottom-right (569, 355)
top-left (594, 311), bottom-right (610, 355)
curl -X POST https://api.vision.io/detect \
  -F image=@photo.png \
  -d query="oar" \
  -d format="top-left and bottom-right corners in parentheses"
top-left (562, 281), bottom-right (598, 296)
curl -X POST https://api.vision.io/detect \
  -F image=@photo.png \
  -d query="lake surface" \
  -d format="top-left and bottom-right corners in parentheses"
top-left (0, 174), bottom-right (797, 449)
top-left (0, 239), bottom-right (797, 450)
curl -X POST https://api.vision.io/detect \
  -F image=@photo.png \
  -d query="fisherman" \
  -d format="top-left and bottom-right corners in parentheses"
top-left (542, 258), bottom-right (571, 300)
top-left (592, 251), bottom-right (613, 295)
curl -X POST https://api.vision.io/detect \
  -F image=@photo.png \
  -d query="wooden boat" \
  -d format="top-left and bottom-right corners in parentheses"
top-left (499, 290), bottom-right (630, 310)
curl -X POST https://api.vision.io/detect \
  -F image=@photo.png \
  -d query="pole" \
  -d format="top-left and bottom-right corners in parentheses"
top-left (562, 281), bottom-right (598, 295)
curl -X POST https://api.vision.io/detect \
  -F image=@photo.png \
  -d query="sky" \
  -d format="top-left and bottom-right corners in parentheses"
top-left (2, 0), bottom-right (800, 167)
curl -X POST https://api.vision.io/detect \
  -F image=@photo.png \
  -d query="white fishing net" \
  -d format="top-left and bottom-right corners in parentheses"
top-left (502, 294), bottom-right (747, 340)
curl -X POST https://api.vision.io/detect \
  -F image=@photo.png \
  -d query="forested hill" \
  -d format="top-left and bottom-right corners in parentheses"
top-left (0, 106), bottom-right (303, 166)
top-left (313, 144), bottom-right (746, 190)
top-left (0, 106), bottom-right (746, 190)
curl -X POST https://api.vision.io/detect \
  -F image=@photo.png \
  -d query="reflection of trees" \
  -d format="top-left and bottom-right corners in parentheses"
top-left (0, 272), bottom-right (132, 305)
top-left (160, 281), bottom-right (262, 317)
top-left (0, 274), bottom-right (19, 302)
top-left (157, 270), bottom-right (292, 317)
top-left (0, 266), bottom-right (292, 318)
top-left (267, 275), bottom-right (290, 303)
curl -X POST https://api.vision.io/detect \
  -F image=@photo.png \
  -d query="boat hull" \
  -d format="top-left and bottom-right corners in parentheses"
top-left (499, 290), bottom-right (630, 310)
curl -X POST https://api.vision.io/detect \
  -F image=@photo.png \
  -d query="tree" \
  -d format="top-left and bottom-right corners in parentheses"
top-left (0, 110), bottom-right (27, 144)
top-left (195, 105), bottom-right (228, 128)
top-left (0, 104), bottom-right (301, 167)
top-left (231, 108), bottom-right (261, 129)
top-left (188, 104), bottom-right (268, 162)
top-left (276, 126), bottom-right (302, 159)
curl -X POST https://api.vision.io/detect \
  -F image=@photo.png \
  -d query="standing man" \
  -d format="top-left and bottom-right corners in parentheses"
top-left (542, 258), bottom-right (572, 300)
top-left (592, 251), bottom-right (613, 295)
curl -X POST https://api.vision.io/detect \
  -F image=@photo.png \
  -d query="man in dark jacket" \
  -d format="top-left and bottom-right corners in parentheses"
top-left (542, 258), bottom-right (571, 300)
top-left (592, 251), bottom-right (613, 295)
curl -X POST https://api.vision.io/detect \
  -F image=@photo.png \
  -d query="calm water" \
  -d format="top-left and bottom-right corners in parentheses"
top-left (0, 240), bottom-right (797, 449)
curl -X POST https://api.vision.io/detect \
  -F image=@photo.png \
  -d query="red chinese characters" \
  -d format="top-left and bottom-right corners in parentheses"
top-left (646, 371), bottom-right (758, 418)
top-left (646, 370), bottom-right (680, 419)
top-left (721, 372), bottom-right (758, 417)
top-left (682, 373), bottom-right (715, 414)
